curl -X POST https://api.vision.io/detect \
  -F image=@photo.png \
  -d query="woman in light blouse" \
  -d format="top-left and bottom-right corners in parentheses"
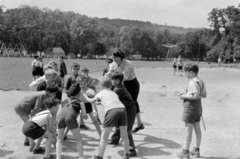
top-left (105, 49), bottom-right (144, 133)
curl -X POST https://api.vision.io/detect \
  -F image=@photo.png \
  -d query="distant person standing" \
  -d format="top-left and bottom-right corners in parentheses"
top-left (172, 58), bottom-right (177, 75)
top-left (218, 56), bottom-right (222, 68)
top-left (32, 55), bottom-right (39, 81)
top-left (38, 56), bottom-right (44, 77)
top-left (233, 58), bottom-right (237, 67)
top-left (58, 56), bottom-right (67, 85)
top-left (177, 55), bottom-right (184, 77)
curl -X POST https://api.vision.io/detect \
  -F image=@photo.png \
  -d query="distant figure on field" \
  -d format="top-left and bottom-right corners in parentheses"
top-left (177, 63), bottom-right (207, 159)
top-left (177, 55), bottom-right (184, 77)
top-left (218, 56), bottom-right (222, 68)
top-left (173, 58), bottom-right (177, 75)
top-left (58, 56), bottom-right (67, 85)
top-left (233, 58), bottom-right (237, 67)
top-left (31, 55), bottom-right (39, 81)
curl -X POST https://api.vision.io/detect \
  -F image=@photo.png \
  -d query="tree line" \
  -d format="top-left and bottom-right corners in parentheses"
top-left (0, 5), bottom-right (239, 61)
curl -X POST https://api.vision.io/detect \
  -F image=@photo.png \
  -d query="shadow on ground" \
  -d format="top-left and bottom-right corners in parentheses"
top-left (118, 134), bottom-right (181, 159)
top-left (202, 157), bottom-right (231, 159)
top-left (0, 149), bottom-right (14, 158)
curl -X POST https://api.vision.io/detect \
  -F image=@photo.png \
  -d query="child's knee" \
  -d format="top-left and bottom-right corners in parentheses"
top-left (57, 135), bottom-right (64, 143)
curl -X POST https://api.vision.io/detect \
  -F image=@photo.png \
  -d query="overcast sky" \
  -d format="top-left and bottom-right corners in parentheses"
top-left (0, 0), bottom-right (239, 28)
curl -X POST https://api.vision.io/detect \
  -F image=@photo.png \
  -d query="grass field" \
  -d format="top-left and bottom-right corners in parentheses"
top-left (0, 57), bottom-right (238, 91)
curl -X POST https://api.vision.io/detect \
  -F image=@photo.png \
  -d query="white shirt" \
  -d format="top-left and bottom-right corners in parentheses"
top-left (105, 59), bottom-right (136, 81)
top-left (95, 89), bottom-right (125, 112)
top-left (186, 77), bottom-right (207, 98)
top-left (31, 110), bottom-right (52, 127)
top-left (29, 75), bottom-right (46, 90)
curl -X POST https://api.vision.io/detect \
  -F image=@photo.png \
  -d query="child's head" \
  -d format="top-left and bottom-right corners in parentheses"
top-left (58, 55), bottom-right (64, 61)
top-left (46, 85), bottom-right (58, 97)
top-left (45, 69), bottom-right (58, 83)
top-left (49, 61), bottom-right (58, 71)
top-left (43, 97), bottom-right (60, 114)
top-left (79, 77), bottom-right (88, 89)
top-left (68, 83), bottom-right (81, 98)
top-left (173, 58), bottom-right (176, 61)
top-left (99, 77), bottom-right (112, 89)
top-left (71, 63), bottom-right (80, 75)
top-left (43, 64), bottom-right (53, 73)
top-left (184, 63), bottom-right (199, 78)
top-left (81, 67), bottom-right (89, 76)
top-left (110, 72), bottom-right (124, 87)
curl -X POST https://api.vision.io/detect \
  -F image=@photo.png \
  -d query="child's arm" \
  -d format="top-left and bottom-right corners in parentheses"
top-left (83, 93), bottom-right (100, 103)
top-left (180, 92), bottom-right (201, 100)
top-left (80, 102), bottom-right (88, 119)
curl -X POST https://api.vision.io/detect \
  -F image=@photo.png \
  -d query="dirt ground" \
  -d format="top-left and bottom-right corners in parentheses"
top-left (0, 67), bottom-right (240, 159)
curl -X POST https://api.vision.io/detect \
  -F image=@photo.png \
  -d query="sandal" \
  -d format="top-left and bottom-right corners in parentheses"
top-left (132, 124), bottom-right (145, 133)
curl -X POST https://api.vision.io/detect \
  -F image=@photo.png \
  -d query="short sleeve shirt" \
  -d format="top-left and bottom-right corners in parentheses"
top-left (31, 110), bottom-right (51, 127)
top-left (186, 77), bottom-right (207, 98)
top-left (106, 59), bottom-right (136, 81)
top-left (95, 89), bottom-right (125, 112)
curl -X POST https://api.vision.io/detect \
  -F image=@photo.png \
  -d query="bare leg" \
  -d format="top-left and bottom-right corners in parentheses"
top-left (70, 128), bottom-right (84, 158)
top-left (183, 123), bottom-right (194, 150)
top-left (56, 128), bottom-right (65, 159)
top-left (41, 131), bottom-right (53, 158)
top-left (193, 122), bottom-right (202, 148)
top-left (98, 127), bottom-right (113, 157)
top-left (89, 112), bottom-right (101, 137)
top-left (19, 115), bottom-right (30, 144)
top-left (136, 113), bottom-right (143, 127)
top-left (119, 126), bottom-right (129, 155)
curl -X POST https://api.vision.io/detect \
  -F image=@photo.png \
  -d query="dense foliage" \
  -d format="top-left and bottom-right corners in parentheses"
top-left (0, 4), bottom-right (239, 61)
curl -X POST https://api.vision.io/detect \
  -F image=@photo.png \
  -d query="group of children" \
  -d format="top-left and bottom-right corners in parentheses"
top-left (15, 55), bottom-right (207, 159)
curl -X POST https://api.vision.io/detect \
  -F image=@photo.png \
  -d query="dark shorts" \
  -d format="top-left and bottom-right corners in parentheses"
top-left (22, 121), bottom-right (45, 140)
top-left (104, 108), bottom-right (127, 128)
top-left (14, 105), bottom-right (29, 117)
top-left (173, 65), bottom-right (177, 68)
top-left (84, 103), bottom-right (93, 114)
top-left (182, 99), bottom-right (202, 124)
top-left (178, 66), bottom-right (183, 70)
top-left (57, 107), bottom-right (79, 130)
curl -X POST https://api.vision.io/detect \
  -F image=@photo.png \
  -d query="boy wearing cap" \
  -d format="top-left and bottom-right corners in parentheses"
top-left (56, 83), bottom-right (87, 159)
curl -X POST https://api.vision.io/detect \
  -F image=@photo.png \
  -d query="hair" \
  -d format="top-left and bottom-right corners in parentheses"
top-left (43, 97), bottom-right (60, 109)
top-left (184, 63), bottom-right (199, 74)
top-left (71, 63), bottom-right (80, 69)
top-left (100, 77), bottom-right (112, 89)
top-left (46, 85), bottom-right (59, 93)
top-left (59, 56), bottom-right (64, 60)
top-left (112, 49), bottom-right (125, 59)
top-left (111, 72), bottom-right (124, 84)
top-left (43, 64), bottom-right (53, 72)
top-left (81, 67), bottom-right (89, 72)
top-left (68, 83), bottom-right (81, 97)
top-left (49, 60), bottom-right (57, 66)
top-left (45, 69), bottom-right (58, 77)
top-left (107, 58), bottom-right (113, 64)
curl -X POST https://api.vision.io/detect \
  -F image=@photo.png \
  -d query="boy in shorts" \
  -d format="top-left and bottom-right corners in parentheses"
top-left (177, 55), bottom-right (184, 76)
top-left (83, 77), bottom-right (130, 159)
top-left (177, 63), bottom-right (207, 159)
top-left (110, 72), bottom-right (137, 157)
top-left (22, 97), bottom-right (60, 159)
top-left (173, 58), bottom-right (177, 75)
top-left (56, 83), bottom-right (87, 159)
top-left (63, 77), bottom-right (101, 139)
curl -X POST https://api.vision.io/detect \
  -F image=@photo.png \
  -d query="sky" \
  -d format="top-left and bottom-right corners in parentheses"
top-left (0, 0), bottom-right (239, 28)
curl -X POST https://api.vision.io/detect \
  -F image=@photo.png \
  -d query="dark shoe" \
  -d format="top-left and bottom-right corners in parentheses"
top-left (94, 156), bottom-right (103, 159)
top-left (132, 124), bottom-right (145, 133)
top-left (108, 141), bottom-right (119, 145)
top-left (190, 147), bottom-right (200, 158)
top-left (63, 136), bottom-right (67, 140)
top-left (177, 149), bottom-right (190, 159)
top-left (122, 153), bottom-right (130, 159)
top-left (80, 124), bottom-right (90, 130)
top-left (24, 141), bottom-right (30, 146)
top-left (129, 149), bottom-right (137, 157)
top-left (43, 155), bottom-right (54, 159)
top-left (33, 147), bottom-right (45, 154)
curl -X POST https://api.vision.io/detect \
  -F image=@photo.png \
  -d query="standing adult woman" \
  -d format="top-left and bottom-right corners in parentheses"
top-left (105, 49), bottom-right (144, 133)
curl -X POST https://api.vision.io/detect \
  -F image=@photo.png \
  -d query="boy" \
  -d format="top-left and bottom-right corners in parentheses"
top-left (177, 63), bottom-right (207, 159)
top-left (31, 55), bottom-right (39, 81)
top-left (65, 63), bottom-right (80, 95)
top-left (81, 67), bottom-right (101, 126)
top-left (110, 72), bottom-right (137, 157)
top-left (103, 58), bottom-right (113, 76)
top-left (83, 77), bottom-right (130, 159)
top-left (173, 58), bottom-right (177, 75)
top-left (14, 86), bottom-right (58, 149)
top-left (177, 55), bottom-right (184, 76)
top-left (56, 83), bottom-right (87, 159)
top-left (63, 77), bottom-right (101, 139)
top-left (58, 56), bottom-right (67, 84)
top-left (22, 97), bottom-right (60, 159)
